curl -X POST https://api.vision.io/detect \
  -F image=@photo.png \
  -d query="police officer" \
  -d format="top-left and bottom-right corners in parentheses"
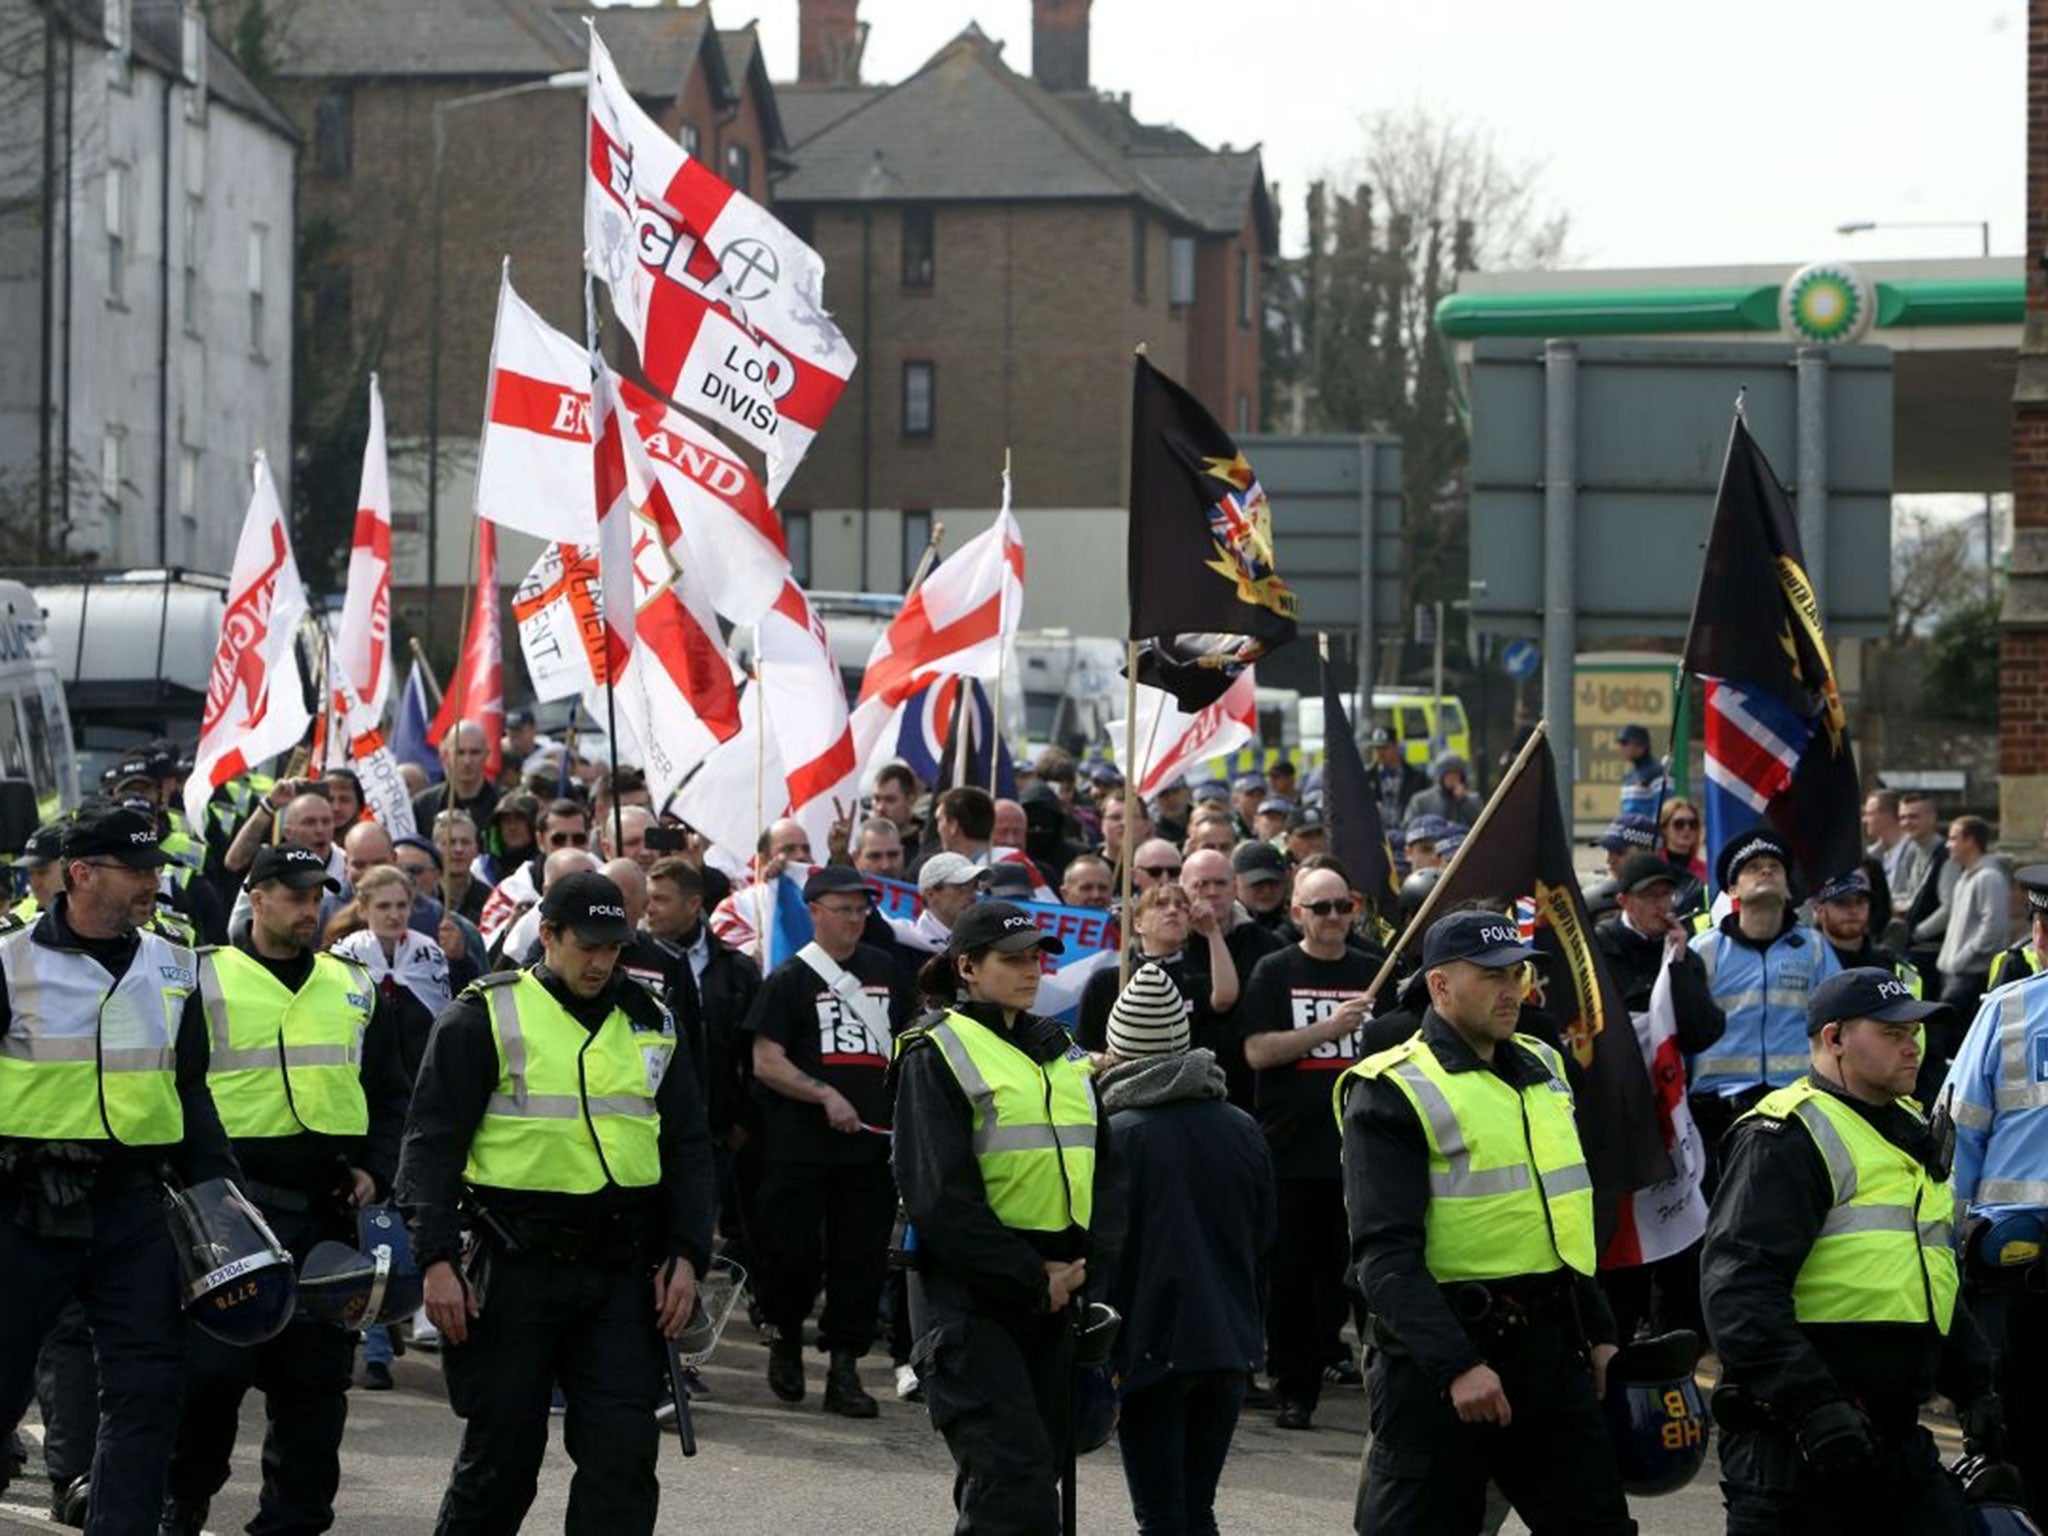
top-left (1812, 867), bottom-right (1924, 993)
top-left (1986, 865), bottom-right (2047, 992)
top-left (159, 843), bottom-right (411, 1535)
top-left (0, 801), bottom-right (238, 1535)
top-left (1339, 911), bottom-right (1634, 1535)
top-left (892, 901), bottom-right (1122, 1536)
top-left (398, 870), bottom-right (712, 1535)
top-left (1941, 950), bottom-right (2048, 1520)
top-left (1688, 831), bottom-right (1842, 1171)
top-left (1702, 967), bottom-right (1999, 1533)
top-left (1, 822), bottom-right (67, 931)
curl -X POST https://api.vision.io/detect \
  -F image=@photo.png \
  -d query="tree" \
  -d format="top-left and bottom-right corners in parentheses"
top-left (1925, 598), bottom-right (1999, 725)
top-left (1888, 505), bottom-right (1980, 642)
top-left (1269, 108), bottom-right (1569, 614)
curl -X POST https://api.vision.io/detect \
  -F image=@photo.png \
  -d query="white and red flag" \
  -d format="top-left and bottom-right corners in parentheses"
top-left (1600, 944), bottom-right (1710, 1268)
top-left (185, 452), bottom-right (311, 834)
top-left (335, 373), bottom-right (393, 720)
top-left (584, 27), bottom-right (855, 500)
top-left (429, 517), bottom-right (505, 781)
top-left (590, 361), bottom-right (743, 801)
top-left (513, 542), bottom-right (607, 710)
top-left (1109, 669), bottom-right (1259, 798)
top-left (476, 265), bottom-right (599, 545)
top-left (848, 489), bottom-right (1026, 777)
top-left (757, 578), bottom-right (858, 855)
top-left (327, 666), bottom-right (418, 839)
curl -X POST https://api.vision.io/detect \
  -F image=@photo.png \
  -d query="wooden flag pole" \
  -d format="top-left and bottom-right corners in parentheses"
top-left (1360, 718), bottom-right (1551, 1003)
top-left (1119, 640), bottom-right (1140, 990)
top-left (990, 449), bottom-right (1011, 798)
top-left (750, 644), bottom-right (768, 963)
top-left (407, 637), bottom-right (445, 711)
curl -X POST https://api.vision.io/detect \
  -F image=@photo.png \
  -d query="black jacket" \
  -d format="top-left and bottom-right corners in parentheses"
top-left (1591, 916), bottom-right (1727, 1055)
top-left (396, 962), bottom-right (715, 1276)
top-left (1340, 1009), bottom-right (1615, 1391)
top-left (0, 898), bottom-right (238, 1187)
top-left (1700, 1071), bottom-right (1990, 1418)
top-left (891, 999), bottom-right (1125, 1320)
top-left (1101, 1050), bottom-right (1274, 1394)
top-left (650, 923), bottom-right (762, 1140)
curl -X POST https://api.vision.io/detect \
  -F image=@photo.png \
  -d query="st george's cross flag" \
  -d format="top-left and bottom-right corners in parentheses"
top-left (428, 518), bottom-right (505, 781)
top-left (334, 373), bottom-right (394, 720)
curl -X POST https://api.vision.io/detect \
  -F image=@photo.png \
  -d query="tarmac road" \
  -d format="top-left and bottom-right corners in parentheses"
top-left (0, 1321), bottom-right (1764, 1534)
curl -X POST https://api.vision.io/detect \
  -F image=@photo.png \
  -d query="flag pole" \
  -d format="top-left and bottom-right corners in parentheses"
top-left (751, 660), bottom-right (768, 963)
top-left (1360, 718), bottom-right (1552, 1002)
top-left (990, 450), bottom-right (1010, 798)
top-left (906, 521), bottom-right (946, 596)
top-left (1119, 640), bottom-right (1140, 990)
top-left (407, 637), bottom-right (445, 711)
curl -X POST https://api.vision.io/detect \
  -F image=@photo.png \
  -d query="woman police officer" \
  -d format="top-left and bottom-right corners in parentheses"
top-left (891, 901), bottom-right (1124, 1536)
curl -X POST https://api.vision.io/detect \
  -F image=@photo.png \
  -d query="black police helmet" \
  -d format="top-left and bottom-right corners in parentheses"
top-left (1070, 1302), bottom-right (1124, 1455)
top-left (1601, 1329), bottom-right (1710, 1497)
top-left (165, 1178), bottom-right (297, 1346)
top-left (298, 1206), bottom-right (423, 1328)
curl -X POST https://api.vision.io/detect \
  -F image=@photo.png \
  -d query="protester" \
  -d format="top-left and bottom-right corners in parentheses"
top-left (1402, 753), bottom-right (1479, 829)
top-left (1899, 793), bottom-right (1956, 984)
top-left (410, 720), bottom-right (500, 832)
top-left (1934, 815), bottom-right (2010, 1044)
top-left (1863, 790), bottom-right (1908, 894)
top-left (1078, 881), bottom-right (1239, 1054)
top-left (1233, 841), bottom-right (1293, 936)
top-left (1129, 837), bottom-right (1184, 894)
top-left (1059, 853), bottom-right (1114, 911)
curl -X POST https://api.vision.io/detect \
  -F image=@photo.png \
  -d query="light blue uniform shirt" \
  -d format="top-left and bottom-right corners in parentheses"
top-left (1943, 970), bottom-right (2048, 1221)
top-left (1687, 921), bottom-right (1841, 1097)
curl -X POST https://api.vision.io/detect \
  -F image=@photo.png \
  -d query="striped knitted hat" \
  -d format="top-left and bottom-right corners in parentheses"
top-left (1107, 963), bottom-right (1191, 1058)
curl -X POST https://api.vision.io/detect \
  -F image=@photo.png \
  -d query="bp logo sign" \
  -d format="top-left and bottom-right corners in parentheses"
top-left (1779, 262), bottom-right (1874, 344)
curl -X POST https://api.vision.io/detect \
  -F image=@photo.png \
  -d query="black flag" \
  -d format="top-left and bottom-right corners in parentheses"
top-left (1127, 355), bottom-right (1297, 708)
top-left (1319, 655), bottom-right (1398, 926)
top-left (1417, 737), bottom-right (1670, 1246)
top-left (1681, 417), bottom-right (1861, 891)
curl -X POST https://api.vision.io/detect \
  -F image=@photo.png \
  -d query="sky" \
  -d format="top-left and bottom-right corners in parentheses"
top-left (619, 0), bottom-right (2027, 269)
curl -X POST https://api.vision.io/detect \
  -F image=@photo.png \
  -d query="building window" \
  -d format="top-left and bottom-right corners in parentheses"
top-left (314, 89), bottom-right (351, 179)
top-left (182, 194), bottom-right (202, 331)
top-left (105, 163), bottom-right (128, 305)
top-left (104, 0), bottom-right (129, 88)
top-left (681, 122), bottom-right (701, 158)
top-left (181, 6), bottom-right (206, 120)
top-left (901, 206), bottom-right (934, 289)
top-left (1168, 236), bottom-right (1195, 308)
top-left (248, 225), bottom-right (267, 357)
top-left (724, 142), bottom-right (751, 195)
top-left (784, 510), bottom-right (812, 585)
top-left (901, 361), bottom-right (934, 439)
top-left (178, 448), bottom-right (200, 523)
top-left (101, 429), bottom-right (125, 507)
top-left (1236, 392), bottom-right (1251, 433)
top-left (901, 509), bottom-right (932, 590)
top-left (1236, 246), bottom-right (1252, 331)
top-left (1132, 212), bottom-right (1147, 302)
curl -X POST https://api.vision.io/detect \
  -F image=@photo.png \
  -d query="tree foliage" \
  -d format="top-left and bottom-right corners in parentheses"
top-left (1889, 505), bottom-right (1983, 643)
top-left (1925, 597), bottom-right (2000, 725)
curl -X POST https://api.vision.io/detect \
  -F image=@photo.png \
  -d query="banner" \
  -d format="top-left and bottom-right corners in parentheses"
top-left (512, 543), bottom-right (607, 708)
top-left (1108, 669), bottom-right (1258, 798)
top-left (1600, 953), bottom-right (1710, 1268)
top-left (335, 372), bottom-right (393, 719)
top-left (429, 518), bottom-right (505, 780)
top-left (476, 265), bottom-right (600, 545)
top-left (757, 579), bottom-right (857, 856)
top-left (329, 666), bottom-right (417, 839)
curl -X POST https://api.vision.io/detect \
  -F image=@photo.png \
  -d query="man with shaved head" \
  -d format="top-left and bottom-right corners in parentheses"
top-left (410, 718), bottom-right (500, 831)
top-left (1183, 847), bottom-right (1281, 1105)
top-left (1130, 838), bottom-right (1185, 895)
top-left (600, 805), bottom-right (660, 870)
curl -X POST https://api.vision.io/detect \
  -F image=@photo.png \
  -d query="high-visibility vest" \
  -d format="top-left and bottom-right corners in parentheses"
top-left (0, 925), bottom-right (195, 1145)
top-left (910, 1010), bottom-right (1098, 1234)
top-left (198, 947), bottom-right (373, 1139)
top-left (1336, 1032), bottom-right (1596, 1282)
top-left (1742, 1078), bottom-right (1958, 1332)
top-left (1990, 944), bottom-right (2043, 993)
top-left (464, 972), bottom-right (669, 1194)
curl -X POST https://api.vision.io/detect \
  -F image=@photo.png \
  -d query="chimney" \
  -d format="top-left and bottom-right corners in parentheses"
top-left (798, 0), bottom-right (865, 86)
top-left (1031, 0), bottom-right (1090, 93)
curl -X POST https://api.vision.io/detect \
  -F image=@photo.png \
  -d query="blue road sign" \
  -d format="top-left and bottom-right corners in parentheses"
top-left (1502, 638), bottom-right (1541, 680)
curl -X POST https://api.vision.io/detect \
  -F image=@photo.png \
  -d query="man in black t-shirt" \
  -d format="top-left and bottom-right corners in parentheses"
top-left (1239, 864), bottom-right (1378, 1431)
top-left (742, 865), bottom-right (911, 1418)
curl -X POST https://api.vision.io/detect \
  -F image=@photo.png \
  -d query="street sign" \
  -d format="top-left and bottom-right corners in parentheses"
top-left (1572, 654), bottom-right (1679, 829)
top-left (1501, 638), bottom-right (1541, 680)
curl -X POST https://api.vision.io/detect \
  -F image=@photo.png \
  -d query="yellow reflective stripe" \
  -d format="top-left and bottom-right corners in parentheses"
top-left (0, 1034), bottom-right (92, 1061)
top-left (1821, 1205), bottom-right (1914, 1238)
top-left (494, 983), bottom-right (530, 1107)
top-left (930, 1022), bottom-right (1002, 1151)
top-left (1920, 1218), bottom-right (1954, 1250)
top-left (199, 957), bottom-right (232, 1059)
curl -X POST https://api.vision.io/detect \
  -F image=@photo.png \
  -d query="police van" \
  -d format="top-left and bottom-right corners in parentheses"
top-left (0, 580), bottom-right (80, 815)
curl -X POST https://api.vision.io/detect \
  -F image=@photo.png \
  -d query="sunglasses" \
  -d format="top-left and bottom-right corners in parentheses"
top-left (1667, 816), bottom-right (1699, 830)
top-left (546, 831), bottom-right (590, 847)
top-left (1303, 899), bottom-right (1357, 917)
top-left (1139, 864), bottom-right (1182, 878)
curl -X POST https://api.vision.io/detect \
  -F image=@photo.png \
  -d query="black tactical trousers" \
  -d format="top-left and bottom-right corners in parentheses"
top-left (1719, 1415), bottom-right (1969, 1535)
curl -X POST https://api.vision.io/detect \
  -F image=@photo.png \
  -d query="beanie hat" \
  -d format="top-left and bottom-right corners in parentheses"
top-left (1106, 963), bottom-right (1190, 1058)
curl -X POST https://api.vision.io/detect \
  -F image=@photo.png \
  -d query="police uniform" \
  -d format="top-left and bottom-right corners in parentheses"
top-left (397, 871), bottom-right (713, 1536)
top-left (1338, 913), bottom-right (1634, 1535)
top-left (1985, 865), bottom-right (2048, 993)
top-left (1702, 969), bottom-right (1994, 1535)
top-left (0, 804), bottom-right (239, 1535)
top-left (160, 843), bottom-right (411, 1536)
top-left (1941, 925), bottom-right (2048, 1524)
top-left (890, 902), bottom-right (1123, 1536)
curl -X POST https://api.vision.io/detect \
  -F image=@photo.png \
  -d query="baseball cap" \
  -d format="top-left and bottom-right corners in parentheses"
top-left (1405, 815), bottom-right (1452, 846)
top-left (246, 842), bottom-right (342, 892)
top-left (1368, 725), bottom-right (1398, 748)
top-left (1256, 796), bottom-right (1295, 817)
top-left (1435, 827), bottom-right (1467, 858)
top-left (1192, 778), bottom-right (1231, 805)
top-left (980, 863), bottom-right (1037, 899)
top-left (918, 852), bottom-right (983, 892)
top-left (1599, 815), bottom-right (1660, 854)
top-left (18, 822), bottom-right (66, 869)
top-left (61, 803), bottom-right (166, 869)
top-left (1614, 852), bottom-right (1679, 895)
top-left (1715, 829), bottom-right (1793, 892)
top-left (1231, 773), bottom-right (1267, 795)
top-left (2015, 863), bottom-right (2048, 915)
top-left (1286, 808), bottom-right (1325, 835)
top-left (1807, 966), bottom-right (1947, 1036)
top-left (537, 870), bottom-right (634, 945)
top-left (944, 900), bottom-right (1064, 957)
top-left (505, 707), bottom-right (536, 729)
top-left (1616, 724), bottom-right (1652, 748)
top-left (111, 753), bottom-right (158, 788)
top-left (1813, 868), bottom-right (1872, 906)
top-left (1421, 910), bottom-right (1541, 972)
top-left (1085, 761), bottom-right (1124, 787)
top-left (1232, 841), bottom-right (1289, 884)
top-left (801, 865), bottom-right (873, 903)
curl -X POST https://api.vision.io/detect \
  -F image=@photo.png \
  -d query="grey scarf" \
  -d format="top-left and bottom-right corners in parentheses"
top-left (1097, 1047), bottom-right (1227, 1113)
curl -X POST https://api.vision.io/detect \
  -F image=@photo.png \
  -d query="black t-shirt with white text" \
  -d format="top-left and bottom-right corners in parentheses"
top-left (742, 942), bottom-right (909, 1164)
top-left (1241, 945), bottom-right (1379, 1180)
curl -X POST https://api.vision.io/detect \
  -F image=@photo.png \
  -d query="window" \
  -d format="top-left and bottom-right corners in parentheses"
top-left (182, 194), bottom-right (202, 330)
top-left (723, 142), bottom-right (751, 195)
top-left (178, 448), bottom-right (200, 523)
top-left (1168, 236), bottom-right (1195, 307)
top-left (681, 122), bottom-right (701, 159)
top-left (901, 509), bottom-right (932, 590)
top-left (105, 163), bottom-right (127, 305)
top-left (901, 361), bottom-right (934, 439)
top-left (1236, 245), bottom-right (1252, 330)
top-left (1236, 392), bottom-right (1250, 433)
top-left (104, 0), bottom-right (129, 88)
top-left (901, 206), bottom-right (934, 289)
top-left (313, 89), bottom-right (352, 179)
top-left (101, 428), bottom-right (125, 506)
top-left (247, 225), bottom-right (267, 357)
top-left (1132, 212), bottom-right (1147, 302)
top-left (181, 5), bottom-right (207, 120)
top-left (784, 510), bottom-right (813, 585)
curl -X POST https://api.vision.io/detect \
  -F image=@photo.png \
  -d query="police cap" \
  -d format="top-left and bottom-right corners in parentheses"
top-left (945, 899), bottom-right (1064, 958)
top-left (2016, 863), bottom-right (2048, 916)
top-left (1421, 910), bottom-right (1540, 972)
top-left (246, 842), bottom-right (342, 893)
top-left (61, 803), bottom-right (165, 869)
top-left (538, 870), bottom-right (634, 945)
top-left (1807, 966), bottom-right (1947, 1036)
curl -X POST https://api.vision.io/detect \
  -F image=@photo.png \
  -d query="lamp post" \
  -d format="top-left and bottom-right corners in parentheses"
top-left (1834, 219), bottom-right (1992, 257)
top-left (424, 69), bottom-right (588, 650)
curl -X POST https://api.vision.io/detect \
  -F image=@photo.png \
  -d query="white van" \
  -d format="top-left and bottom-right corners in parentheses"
top-left (0, 580), bottom-right (80, 813)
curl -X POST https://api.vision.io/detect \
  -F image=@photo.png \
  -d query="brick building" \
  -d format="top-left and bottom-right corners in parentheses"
top-left (2008, 0), bottom-right (2048, 844)
top-left (269, 0), bottom-right (785, 640)
top-left (772, 0), bottom-right (1277, 624)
